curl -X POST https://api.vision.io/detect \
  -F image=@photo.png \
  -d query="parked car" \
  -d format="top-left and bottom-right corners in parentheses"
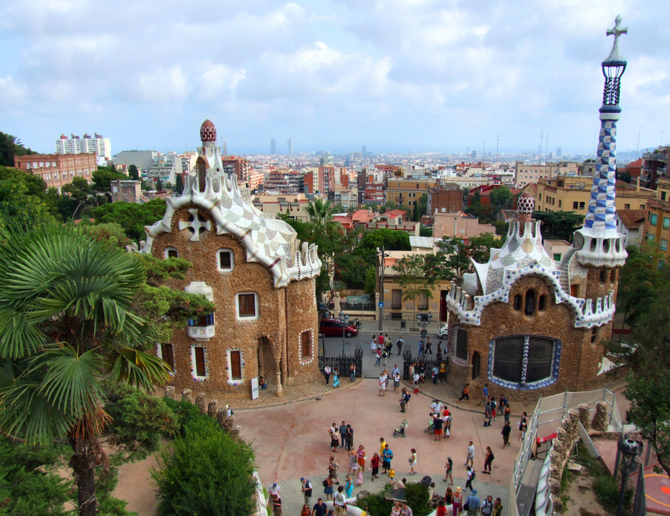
top-left (438, 324), bottom-right (449, 339)
top-left (320, 318), bottom-right (359, 338)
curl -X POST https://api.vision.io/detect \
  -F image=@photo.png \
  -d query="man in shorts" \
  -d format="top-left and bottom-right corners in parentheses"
top-left (432, 411), bottom-right (443, 441)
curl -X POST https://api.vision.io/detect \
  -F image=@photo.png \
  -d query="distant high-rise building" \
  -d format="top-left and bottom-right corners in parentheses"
top-left (287, 139), bottom-right (294, 155)
top-left (557, 147), bottom-right (563, 157)
top-left (223, 141), bottom-right (228, 156)
top-left (471, 150), bottom-right (477, 159)
top-left (362, 146), bottom-right (367, 156)
top-left (55, 133), bottom-right (111, 162)
top-left (271, 138), bottom-right (276, 155)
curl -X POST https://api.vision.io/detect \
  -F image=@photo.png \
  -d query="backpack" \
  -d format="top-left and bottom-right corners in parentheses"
top-left (471, 471), bottom-right (476, 480)
top-left (322, 479), bottom-right (329, 487)
top-left (489, 453), bottom-right (495, 462)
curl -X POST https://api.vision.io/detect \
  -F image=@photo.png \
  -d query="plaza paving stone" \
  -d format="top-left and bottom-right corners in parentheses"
top-left (236, 378), bottom-right (517, 515)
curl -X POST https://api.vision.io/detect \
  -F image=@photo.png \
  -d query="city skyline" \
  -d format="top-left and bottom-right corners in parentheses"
top-left (1, 1), bottom-right (667, 156)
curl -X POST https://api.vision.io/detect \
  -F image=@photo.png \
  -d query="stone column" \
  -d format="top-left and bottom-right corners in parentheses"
top-left (275, 357), bottom-right (283, 397)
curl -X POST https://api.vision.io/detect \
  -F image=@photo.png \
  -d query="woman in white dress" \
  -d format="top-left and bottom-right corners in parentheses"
top-left (378, 373), bottom-right (387, 397)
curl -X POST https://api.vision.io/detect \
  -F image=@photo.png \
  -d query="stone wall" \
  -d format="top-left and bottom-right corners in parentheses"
top-left (447, 274), bottom-right (605, 404)
top-left (152, 205), bottom-right (320, 398)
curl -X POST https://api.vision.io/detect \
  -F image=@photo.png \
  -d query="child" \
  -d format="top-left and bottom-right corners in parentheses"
top-left (333, 368), bottom-right (340, 388)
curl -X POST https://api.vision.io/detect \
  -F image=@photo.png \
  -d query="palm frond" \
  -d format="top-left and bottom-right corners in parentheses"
top-left (106, 345), bottom-right (171, 390)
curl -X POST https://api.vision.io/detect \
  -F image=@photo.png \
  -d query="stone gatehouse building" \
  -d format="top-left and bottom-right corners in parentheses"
top-left (142, 120), bottom-right (322, 398)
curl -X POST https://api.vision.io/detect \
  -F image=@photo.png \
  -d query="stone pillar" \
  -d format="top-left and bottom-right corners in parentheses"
top-left (181, 389), bottom-right (193, 404)
top-left (164, 386), bottom-right (176, 400)
top-left (195, 393), bottom-right (207, 414)
top-left (591, 401), bottom-right (609, 431)
top-left (578, 403), bottom-right (591, 430)
top-left (208, 399), bottom-right (218, 418)
top-left (275, 358), bottom-right (283, 397)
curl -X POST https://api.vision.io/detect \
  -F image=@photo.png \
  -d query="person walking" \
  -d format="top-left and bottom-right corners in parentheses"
top-left (344, 475), bottom-right (353, 498)
top-left (442, 456), bottom-right (453, 484)
top-left (433, 411), bottom-right (443, 441)
top-left (452, 487), bottom-right (463, 515)
top-left (481, 495), bottom-right (494, 516)
top-left (444, 487), bottom-right (454, 506)
top-left (330, 423), bottom-right (340, 452)
top-left (379, 372), bottom-right (387, 397)
top-left (349, 362), bottom-right (356, 382)
top-left (408, 448), bottom-right (417, 475)
top-left (502, 421), bottom-right (511, 448)
top-left (490, 397), bottom-right (498, 420)
top-left (383, 368), bottom-right (390, 390)
top-left (382, 444), bottom-right (394, 474)
top-left (382, 349), bottom-right (389, 367)
top-left (438, 361), bottom-right (447, 383)
top-left (483, 446), bottom-right (494, 474)
top-left (300, 504), bottom-right (311, 516)
top-left (370, 452), bottom-right (380, 480)
top-left (418, 340), bottom-right (424, 357)
top-left (301, 477), bottom-right (313, 507)
top-left (458, 383), bottom-right (470, 403)
top-left (396, 336), bottom-right (404, 355)
top-left (465, 489), bottom-right (480, 516)
top-left (312, 498), bottom-right (328, 516)
top-left (270, 493), bottom-right (282, 516)
top-left (484, 398), bottom-right (492, 427)
top-left (465, 441), bottom-right (475, 468)
top-left (444, 409), bottom-right (452, 438)
top-left (425, 336), bottom-right (433, 354)
top-left (356, 445), bottom-right (366, 485)
top-left (348, 449), bottom-right (358, 476)
top-left (346, 424), bottom-right (354, 451)
top-left (504, 404), bottom-right (511, 425)
top-left (400, 388), bottom-right (411, 413)
top-left (333, 486), bottom-right (347, 515)
top-left (492, 497), bottom-right (503, 516)
top-left (324, 365), bottom-right (331, 385)
top-left (377, 333), bottom-right (385, 351)
top-left (339, 422), bottom-right (347, 450)
top-left (478, 383), bottom-right (489, 406)
top-left (371, 335), bottom-right (378, 354)
top-left (327, 456), bottom-right (339, 485)
top-left (465, 466), bottom-right (475, 491)
top-left (393, 369), bottom-right (401, 392)
top-left (432, 364), bottom-right (439, 384)
top-left (519, 412), bottom-right (528, 441)
top-left (332, 367), bottom-right (340, 388)
top-left (375, 347), bottom-right (382, 366)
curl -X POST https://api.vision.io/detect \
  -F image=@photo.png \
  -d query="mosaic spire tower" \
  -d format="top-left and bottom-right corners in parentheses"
top-left (574, 16), bottom-right (629, 267)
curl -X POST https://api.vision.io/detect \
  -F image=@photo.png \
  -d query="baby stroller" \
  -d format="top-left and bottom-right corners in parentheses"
top-left (393, 419), bottom-right (408, 438)
top-left (424, 418), bottom-right (435, 434)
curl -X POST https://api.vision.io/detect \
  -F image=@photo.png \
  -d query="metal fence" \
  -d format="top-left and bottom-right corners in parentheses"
top-left (318, 345), bottom-right (364, 378)
top-left (401, 348), bottom-right (448, 382)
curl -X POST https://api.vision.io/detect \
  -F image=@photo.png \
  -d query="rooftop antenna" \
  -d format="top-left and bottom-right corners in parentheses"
top-left (539, 129), bottom-right (544, 160)
top-left (545, 133), bottom-right (549, 162)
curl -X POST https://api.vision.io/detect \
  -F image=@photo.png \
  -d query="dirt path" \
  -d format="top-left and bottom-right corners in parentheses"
top-left (115, 453), bottom-right (160, 516)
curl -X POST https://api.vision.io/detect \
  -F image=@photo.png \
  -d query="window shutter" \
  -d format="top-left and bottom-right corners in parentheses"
top-left (161, 344), bottom-right (174, 370)
top-left (230, 350), bottom-right (242, 379)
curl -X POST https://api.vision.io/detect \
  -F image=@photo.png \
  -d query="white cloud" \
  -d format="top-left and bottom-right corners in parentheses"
top-left (132, 66), bottom-right (189, 103)
top-left (0, 76), bottom-right (27, 107)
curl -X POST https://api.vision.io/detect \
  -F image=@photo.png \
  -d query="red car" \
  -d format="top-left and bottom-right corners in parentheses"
top-left (319, 318), bottom-right (359, 338)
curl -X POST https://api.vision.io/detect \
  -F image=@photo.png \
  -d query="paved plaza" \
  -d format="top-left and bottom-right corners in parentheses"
top-left (236, 378), bottom-right (518, 515)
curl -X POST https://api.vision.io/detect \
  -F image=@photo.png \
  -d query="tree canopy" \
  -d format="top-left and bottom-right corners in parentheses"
top-left (532, 210), bottom-right (584, 242)
top-left (0, 132), bottom-right (38, 167)
top-left (91, 198), bottom-right (167, 242)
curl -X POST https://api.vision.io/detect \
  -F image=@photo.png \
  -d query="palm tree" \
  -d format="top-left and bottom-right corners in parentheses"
top-left (305, 198), bottom-right (333, 231)
top-left (0, 226), bottom-right (170, 516)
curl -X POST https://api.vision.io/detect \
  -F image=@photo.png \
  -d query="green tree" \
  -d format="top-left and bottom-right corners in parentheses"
top-left (305, 199), bottom-right (344, 295)
top-left (91, 199), bottom-right (167, 242)
top-left (0, 132), bottom-right (38, 167)
top-left (0, 226), bottom-right (171, 516)
top-left (151, 403), bottom-right (256, 515)
top-left (412, 193), bottom-right (428, 221)
top-left (0, 173), bottom-right (58, 236)
top-left (624, 371), bottom-right (670, 478)
top-left (393, 254), bottom-right (433, 326)
top-left (532, 210), bottom-right (584, 242)
top-left (128, 164), bottom-right (139, 180)
top-left (92, 166), bottom-right (128, 193)
top-left (364, 266), bottom-right (377, 298)
top-left (175, 174), bottom-right (184, 195)
top-left (156, 177), bottom-right (163, 191)
top-left (489, 185), bottom-right (514, 213)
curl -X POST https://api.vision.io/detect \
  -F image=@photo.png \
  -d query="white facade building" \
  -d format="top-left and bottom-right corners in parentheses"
top-left (56, 133), bottom-right (112, 162)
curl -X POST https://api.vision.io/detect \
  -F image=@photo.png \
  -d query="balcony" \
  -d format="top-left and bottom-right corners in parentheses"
top-left (188, 325), bottom-right (215, 342)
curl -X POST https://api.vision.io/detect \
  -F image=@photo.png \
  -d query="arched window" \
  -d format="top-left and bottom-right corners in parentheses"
top-left (456, 329), bottom-right (468, 360)
top-left (524, 289), bottom-right (536, 316)
top-left (164, 247), bottom-right (178, 259)
top-left (599, 270), bottom-right (606, 284)
top-left (610, 269), bottom-right (616, 282)
top-left (513, 295), bottom-right (522, 311)
top-left (490, 335), bottom-right (559, 388)
top-left (538, 295), bottom-right (546, 311)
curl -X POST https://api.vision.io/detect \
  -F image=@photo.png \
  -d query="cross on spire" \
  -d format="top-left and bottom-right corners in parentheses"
top-left (604, 15), bottom-right (628, 63)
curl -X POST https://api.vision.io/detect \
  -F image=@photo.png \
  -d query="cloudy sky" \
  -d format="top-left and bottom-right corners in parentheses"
top-left (0, 0), bottom-right (667, 156)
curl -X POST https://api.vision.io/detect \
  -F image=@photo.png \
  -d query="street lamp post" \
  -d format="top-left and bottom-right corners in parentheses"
top-left (416, 312), bottom-right (433, 339)
top-left (339, 310), bottom-right (350, 356)
top-left (616, 437), bottom-right (643, 516)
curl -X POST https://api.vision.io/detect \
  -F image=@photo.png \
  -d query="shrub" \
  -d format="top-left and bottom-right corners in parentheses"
top-left (404, 482), bottom-right (431, 516)
top-left (106, 386), bottom-right (179, 458)
top-left (163, 397), bottom-right (220, 438)
top-left (356, 486), bottom-right (394, 516)
top-left (151, 429), bottom-right (256, 516)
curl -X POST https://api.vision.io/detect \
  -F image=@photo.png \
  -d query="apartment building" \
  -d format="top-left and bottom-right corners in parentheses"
top-left (427, 184), bottom-right (463, 214)
top-left (110, 180), bottom-right (142, 203)
top-left (514, 162), bottom-right (579, 187)
top-left (14, 153), bottom-right (97, 191)
top-left (432, 211), bottom-right (497, 239)
top-left (264, 168), bottom-right (305, 194)
top-left (385, 178), bottom-right (436, 210)
top-left (643, 178), bottom-right (670, 255)
top-left (251, 193), bottom-right (310, 222)
top-left (640, 147), bottom-right (669, 190)
top-left (535, 176), bottom-right (655, 215)
top-left (56, 133), bottom-right (111, 161)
